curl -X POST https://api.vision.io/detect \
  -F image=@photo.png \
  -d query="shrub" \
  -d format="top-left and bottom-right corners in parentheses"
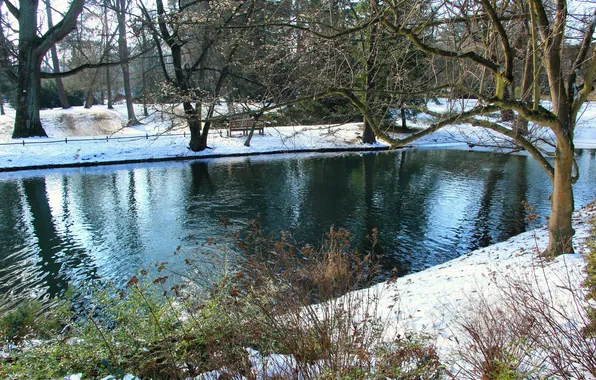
top-left (583, 202), bottom-right (596, 336)
top-left (1, 225), bottom-right (444, 379)
top-left (0, 297), bottom-right (71, 345)
top-left (452, 256), bottom-right (596, 378)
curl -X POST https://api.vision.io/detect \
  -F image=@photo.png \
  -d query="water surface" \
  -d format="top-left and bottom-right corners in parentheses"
top-left (1, 149), bottom-right (594, 302)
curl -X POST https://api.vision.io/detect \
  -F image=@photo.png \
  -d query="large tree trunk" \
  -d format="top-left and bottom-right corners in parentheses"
top-left (187, 102), bottom-right (205, 151)
top-left (12, 0), bottom-right (46, 138)
top-left (544, 137), bottom-right (575, 257)
top-left (13, 51), bottom-right (46, 138)
top-left (11, 0), bottom-right (83, 138)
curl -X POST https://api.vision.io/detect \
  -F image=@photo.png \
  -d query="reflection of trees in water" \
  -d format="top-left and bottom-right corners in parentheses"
top-left (469, 156), bottom-right (507, 248)
top-left (0, 182), bottom-right (30, 296)
top-left (3, 150), bottom-right (594, 301)
top-left (22, 177), bottom-right (97, 298)
top-left (467, 154), bottom-right (529, 251)
top-left (189, 161), bottom-right (213, 196)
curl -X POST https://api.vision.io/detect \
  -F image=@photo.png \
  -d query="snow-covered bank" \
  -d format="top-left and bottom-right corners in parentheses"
top-left (1, 100), bottom-right (596, 171)
top-left (199, 203), bottom-right (596, 379)
top-left (0, 106), bottom-right (387, 171)
top-left (345, 201), bottom-right (596, 376)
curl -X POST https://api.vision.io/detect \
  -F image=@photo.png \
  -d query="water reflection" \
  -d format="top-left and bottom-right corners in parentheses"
top-left (0, 149), bottom-right (594, 301)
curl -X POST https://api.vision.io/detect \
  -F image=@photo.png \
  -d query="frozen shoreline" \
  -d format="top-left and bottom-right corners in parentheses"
top-left (1, 101), bottom-right (595, 172)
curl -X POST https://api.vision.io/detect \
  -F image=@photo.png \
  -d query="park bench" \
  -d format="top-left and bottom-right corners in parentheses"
top-left (227, 116), bottom-right (264, 136)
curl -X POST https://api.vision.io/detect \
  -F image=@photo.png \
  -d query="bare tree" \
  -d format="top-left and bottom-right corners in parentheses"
top-left (138, 0), bottom-right (257, 151)
top-left (2, 0), bottom-right (84, 138)
top-left (350, 0), bottom-right (596, 257)
top-left (293, 0), bottom-right (592, 257)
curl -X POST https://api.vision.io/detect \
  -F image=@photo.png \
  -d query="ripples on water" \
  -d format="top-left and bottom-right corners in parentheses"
top-left (0, 149), bottom-right (595, 303)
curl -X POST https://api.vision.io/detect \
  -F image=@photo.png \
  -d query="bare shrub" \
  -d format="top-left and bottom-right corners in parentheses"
top-left (183, 225), bottom-right (445, 378)
top-left (451, 258), bottom-right (596, 379)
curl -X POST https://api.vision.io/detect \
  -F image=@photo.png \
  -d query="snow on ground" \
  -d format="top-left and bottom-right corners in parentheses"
top-left (0, 104), bottom-right (382, 170)
top-left (193, 204), bottom-right (596, 379)
top-left (1, 99), bottom-right (596, 171)
top-left (359, 203), bottom-right (595, 374)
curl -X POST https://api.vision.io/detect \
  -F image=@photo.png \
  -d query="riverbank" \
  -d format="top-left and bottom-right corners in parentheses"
top-left (209, 202), bottom-right (596, 378)
top-left (1, 100), bottom-right (596, 171)
top-left (4, 201), bottom-right (595, 379)
top-left (354, 201), bottom-right (596, 376)
top-left (0, 104), bottom-right (390, 171)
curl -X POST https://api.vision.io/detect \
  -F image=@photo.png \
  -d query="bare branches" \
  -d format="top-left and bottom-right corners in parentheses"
top-left (479, 0), bottom-right (513, 85)
top-left (35, 0), bottom-right (85, 58)
top-left (2, 0), bottom-right (18, 20)
top-left (381, 17), bottom-right (501, 75)
top-left (570, 9), bottom-right (596, 119)
top-left (40, 56), bottom-right (135, 79)
top-left (464, 118), bottom-right (554, 179)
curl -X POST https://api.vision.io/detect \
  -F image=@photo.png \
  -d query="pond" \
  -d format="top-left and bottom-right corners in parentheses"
top-left (1, 148), bottom-right (595, 303)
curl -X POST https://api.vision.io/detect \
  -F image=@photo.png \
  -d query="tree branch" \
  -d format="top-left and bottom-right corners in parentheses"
top-left (40, 51), bottom-right (145, 79)
top-left (35, 0), bottom-right (85, 57)
top-left (381, 17), bottom-right (500, 74)
top-left (463, 118), bottom-right (554, 179)
top-left (479, 0), bottom-right (513, 83)
top-left (2, 0), bottom-right (19, 20)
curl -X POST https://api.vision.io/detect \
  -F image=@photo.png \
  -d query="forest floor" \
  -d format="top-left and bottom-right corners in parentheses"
top-left (0, 99), bottom-right (595, 171)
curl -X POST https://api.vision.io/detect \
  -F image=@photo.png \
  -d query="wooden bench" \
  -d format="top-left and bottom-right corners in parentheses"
top-left (227, 117), bottom-right (264, 136)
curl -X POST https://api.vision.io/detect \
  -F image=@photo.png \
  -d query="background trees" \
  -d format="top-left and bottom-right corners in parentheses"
top-left (0, 0), bottom-right (592, 256)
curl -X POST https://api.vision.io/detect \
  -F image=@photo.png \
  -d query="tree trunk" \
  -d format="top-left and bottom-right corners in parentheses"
top-left (544, 138), bottom-right (575, 257)
top-left (116, 0), bottom-right (138, 125)
top-left (104, 3), bottom-right (113, 110)
top-left (188, 122), bottom-right (204, 151)
top-left (13, 51), bottom-right (46, 138)
top-left (0, 98), bottom-right (4, 115)
top-left (141, 28), bottom-right (148, 117)
top-left (45, 0), bottom-right (69, 109)
top-left (84, 88), bottom-right (95, 108)
top-left (106, 66), bottom-right (113, 109)
top-left (84, 71), bottom-right (97, 109)
top-left (362, 120), bottom-right (376, 143)
top-left (12, 0), bottom-right (46, 138)
top-left (500, 87), bottom-right (515, 121)
top-left (361, 11), bottom-right (377, 145)
top-left (11, 0), bottom-right (83, 138)
top-left (400, 107), bottom-right (407, 130)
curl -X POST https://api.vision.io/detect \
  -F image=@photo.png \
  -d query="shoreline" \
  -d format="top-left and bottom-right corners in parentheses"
top-left (0, 144), bottom-right (391, 173)
top-left (351, 200), bottom-right (595, 372)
